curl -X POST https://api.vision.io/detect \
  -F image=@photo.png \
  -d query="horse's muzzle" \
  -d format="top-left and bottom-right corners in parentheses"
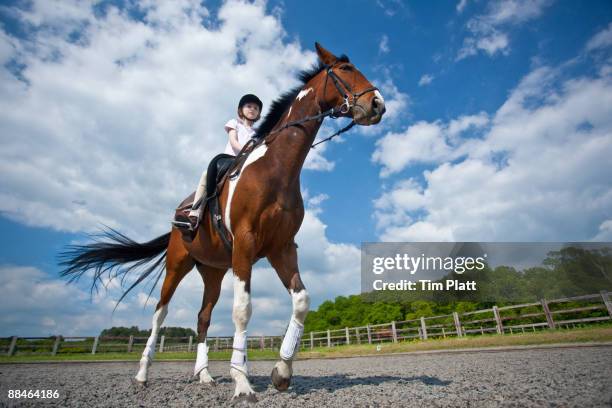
top-left (353, 96), bottom-right (386, 125)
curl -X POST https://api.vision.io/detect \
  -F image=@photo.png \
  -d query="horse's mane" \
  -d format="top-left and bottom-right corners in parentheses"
top-left (254, 54), bottom-right (350, 139)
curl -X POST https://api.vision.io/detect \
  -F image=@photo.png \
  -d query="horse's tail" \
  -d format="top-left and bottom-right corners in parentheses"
top-left (58, 227), bottom-right (171, 307)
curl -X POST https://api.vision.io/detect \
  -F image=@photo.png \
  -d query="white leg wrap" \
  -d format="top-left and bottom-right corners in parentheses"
top-left (280, 317), bottom-right (304, 361)
top-left (230, 330), bottom-right (248, 375)
top-left (194, 342), bottom-right (209, 376)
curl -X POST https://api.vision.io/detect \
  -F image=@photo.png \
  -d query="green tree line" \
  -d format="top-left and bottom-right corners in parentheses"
top-left (304, 247), bottom-right (612, 333)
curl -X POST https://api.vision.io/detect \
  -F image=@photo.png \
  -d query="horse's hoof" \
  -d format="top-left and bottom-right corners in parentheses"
top-left (271, 366), bottom-right (291, 391)
top-left (131, 378), bottom-right (147, 388)
top-left (200, 379), bottom-right (217, 387)
top-left (232, 392), bottom-right (257, 403)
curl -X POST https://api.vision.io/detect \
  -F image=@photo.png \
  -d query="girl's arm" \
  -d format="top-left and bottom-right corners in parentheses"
top-left (227, 128), bottom-right (241, 152)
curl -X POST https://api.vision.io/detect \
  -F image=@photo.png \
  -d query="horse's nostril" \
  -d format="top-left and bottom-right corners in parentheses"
top-left (372, 97), bottom-right (385, 115)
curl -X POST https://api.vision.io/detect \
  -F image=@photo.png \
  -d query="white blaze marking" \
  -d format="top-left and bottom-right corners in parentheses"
top-left (224, 144), bottom-right (268, 239)
top-left (374, 89), bottom-right (385, 103)
top-left (232, 277), bottom-right (252, 329)
top-left (296, 87), bottom-right (313, 101)
top-left (230, 276), bottom-right (253, 395)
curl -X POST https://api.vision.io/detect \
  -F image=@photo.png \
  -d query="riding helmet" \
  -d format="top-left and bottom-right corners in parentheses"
top-left (238, 94), bottom-right (263, 111)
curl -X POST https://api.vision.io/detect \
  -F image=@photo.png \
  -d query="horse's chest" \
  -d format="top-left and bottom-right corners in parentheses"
top-left (263, 202), bottom-right (304, 233)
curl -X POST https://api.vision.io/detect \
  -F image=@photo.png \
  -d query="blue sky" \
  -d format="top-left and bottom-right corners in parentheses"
top-left (1, 0), bottom-right (611, 337)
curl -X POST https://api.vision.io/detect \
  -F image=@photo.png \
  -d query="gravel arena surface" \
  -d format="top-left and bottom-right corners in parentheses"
top-left (1, 345), bottom-right (611, 407)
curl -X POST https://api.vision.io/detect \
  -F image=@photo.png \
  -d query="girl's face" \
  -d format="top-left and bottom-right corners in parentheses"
top-left (241, 102), bottom-right (260, 121)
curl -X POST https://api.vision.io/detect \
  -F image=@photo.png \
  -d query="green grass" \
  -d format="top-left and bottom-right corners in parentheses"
top-left (1, 325), bottom-right (611, 364)
top-left (0, 349), bottom-right (278, 363)
top-left (299, 325), bottom-right (612, 359)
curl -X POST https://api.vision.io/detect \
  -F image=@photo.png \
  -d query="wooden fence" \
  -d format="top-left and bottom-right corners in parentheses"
top-left (2, 290), bottom-right (611, 356)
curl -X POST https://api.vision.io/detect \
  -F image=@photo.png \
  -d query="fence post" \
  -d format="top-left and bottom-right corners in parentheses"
top-left (356, 327), bottom-right (361, 344)
top-left (453, 312), bottom-right (462, 337)
top-left (391, 321), bottom-right (398, 343)
top-left (128, 335), bottom-right (134, 353)
top-left (420, 317), bottom-right (428, 340)
top-left (345, 327), bottom-right (350, 345)
top-left (366, 324), bottom-right (372, 344)
top-left (493, 305), bottom-right (503, 334)
top-left (310, 332), bottom-right (314, 350)
top-left (260, 336), bottom-right (265, 351)
top-left (601, 290), bottom-right (612, 317)
top-left (271, 337), bottom-right (274, 350)
top-left (442, 327), bottom-right (446, 338)
top-left (8, 336), bottom-right (17, 356)
top-left (540, 298), bottom-right (555, 329)
top-left (327, 329), bottom-right (331, 347)
top-left (188, 336), bottom-right (193, 352)
top-left (52, 336), bottom-right (61, 356)
top-left (215, 337), bottom-right (219, 352)
top-left (91, 336), bottom-right (99, 354)
top-left (159, 335), bottom-right (165, 353)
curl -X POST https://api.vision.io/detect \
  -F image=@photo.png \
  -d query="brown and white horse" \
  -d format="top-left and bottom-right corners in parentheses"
top-left (60, 43), bottom-right (385, 401)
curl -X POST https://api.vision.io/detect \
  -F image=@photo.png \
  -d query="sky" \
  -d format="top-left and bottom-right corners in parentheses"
top-left (0, 0), bottom-right (611, 338)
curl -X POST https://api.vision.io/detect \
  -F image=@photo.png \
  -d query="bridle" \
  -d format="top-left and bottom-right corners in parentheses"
top-left (263, 61), bottom-right (380, 148)
top-left (323, 62), bottom-right (379, 117)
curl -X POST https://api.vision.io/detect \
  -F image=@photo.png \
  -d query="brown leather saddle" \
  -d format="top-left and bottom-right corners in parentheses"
top-left (173, 138), bottom-right (260, 251)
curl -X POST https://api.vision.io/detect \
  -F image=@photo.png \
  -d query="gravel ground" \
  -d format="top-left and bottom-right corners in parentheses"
top-left (1, 345), bottom-right (611, 407)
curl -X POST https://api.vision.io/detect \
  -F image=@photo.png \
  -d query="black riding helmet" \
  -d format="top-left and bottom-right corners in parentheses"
top-left (238, 94), bottom-right (263, 111)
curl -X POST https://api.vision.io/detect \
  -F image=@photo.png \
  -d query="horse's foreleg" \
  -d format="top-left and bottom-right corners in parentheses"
top-left (229, 238), bottom-right (257, 401)
top-left (134, 231), bottom-right (194, 384)
top-left (194, 264), bottom-right (225, 384)
top-left (267, 241), bottom-right (310, 391)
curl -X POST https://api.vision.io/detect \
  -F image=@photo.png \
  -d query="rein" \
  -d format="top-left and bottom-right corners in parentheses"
top-left (205, 62), bottom-right (379, 253)
top-left (264, 61), bottom-right (378, 149)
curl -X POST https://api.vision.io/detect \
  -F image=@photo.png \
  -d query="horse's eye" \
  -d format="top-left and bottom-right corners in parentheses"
top-left (339, 64), bottom-right (353, 71)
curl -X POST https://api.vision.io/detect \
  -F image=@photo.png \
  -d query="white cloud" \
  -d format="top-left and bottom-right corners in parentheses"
top-left (0, 194), bottom-right (362, 337)
top-left (0, 0), bottom-right (322, 240)
top-left (371, 112), bottom-right (489, 177)
top-left (379, 34), bottom-right (390, 54)
top-left (375, 0), bottom-right (404, 17)
top-left (586, 22), bottom-right (612, 52)
top-left (447, 111), bottom-right (489, 138)
top-left (456, 0), bottom-right (468, 13)
top-left (0, 0), bottom-right (368, 337)
top-left (372, 121), bottom-right (451, 177)
top-left (373, 58), bottom-right (612, 242)
top-left (418, 74), bottom-right (434, 86)
top-left (593, 220), bottom-right (612, 241)
top-left (457, 0), bottom-right (550, 60)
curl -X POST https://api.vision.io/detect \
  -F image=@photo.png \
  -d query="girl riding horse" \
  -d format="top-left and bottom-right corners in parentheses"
top-left (60, 43), bottom-right (385, 402)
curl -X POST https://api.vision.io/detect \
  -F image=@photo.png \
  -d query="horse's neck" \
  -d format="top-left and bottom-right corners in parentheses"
top-left (267, 91), bottom-right (323, 185)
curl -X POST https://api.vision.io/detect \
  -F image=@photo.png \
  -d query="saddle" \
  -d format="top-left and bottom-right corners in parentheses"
top-left (173, 139), bottom-right (260, 251)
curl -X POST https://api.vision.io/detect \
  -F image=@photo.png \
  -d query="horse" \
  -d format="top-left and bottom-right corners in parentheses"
top-left (59, 42), bottom-right (385, 401)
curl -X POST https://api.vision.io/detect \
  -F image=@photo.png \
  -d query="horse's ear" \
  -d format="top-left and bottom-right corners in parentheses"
top-left (315, 42), bottom-right (337, 65)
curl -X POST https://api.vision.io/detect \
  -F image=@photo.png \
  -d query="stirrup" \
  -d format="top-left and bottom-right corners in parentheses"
top-left (172, 214), bottom-right (198, 231)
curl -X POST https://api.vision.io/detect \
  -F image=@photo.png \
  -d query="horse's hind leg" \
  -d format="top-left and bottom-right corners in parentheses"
top-left (135, 230), bottom-right (194, 384)
top-left (193, 264), bottom-right (226, 384)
